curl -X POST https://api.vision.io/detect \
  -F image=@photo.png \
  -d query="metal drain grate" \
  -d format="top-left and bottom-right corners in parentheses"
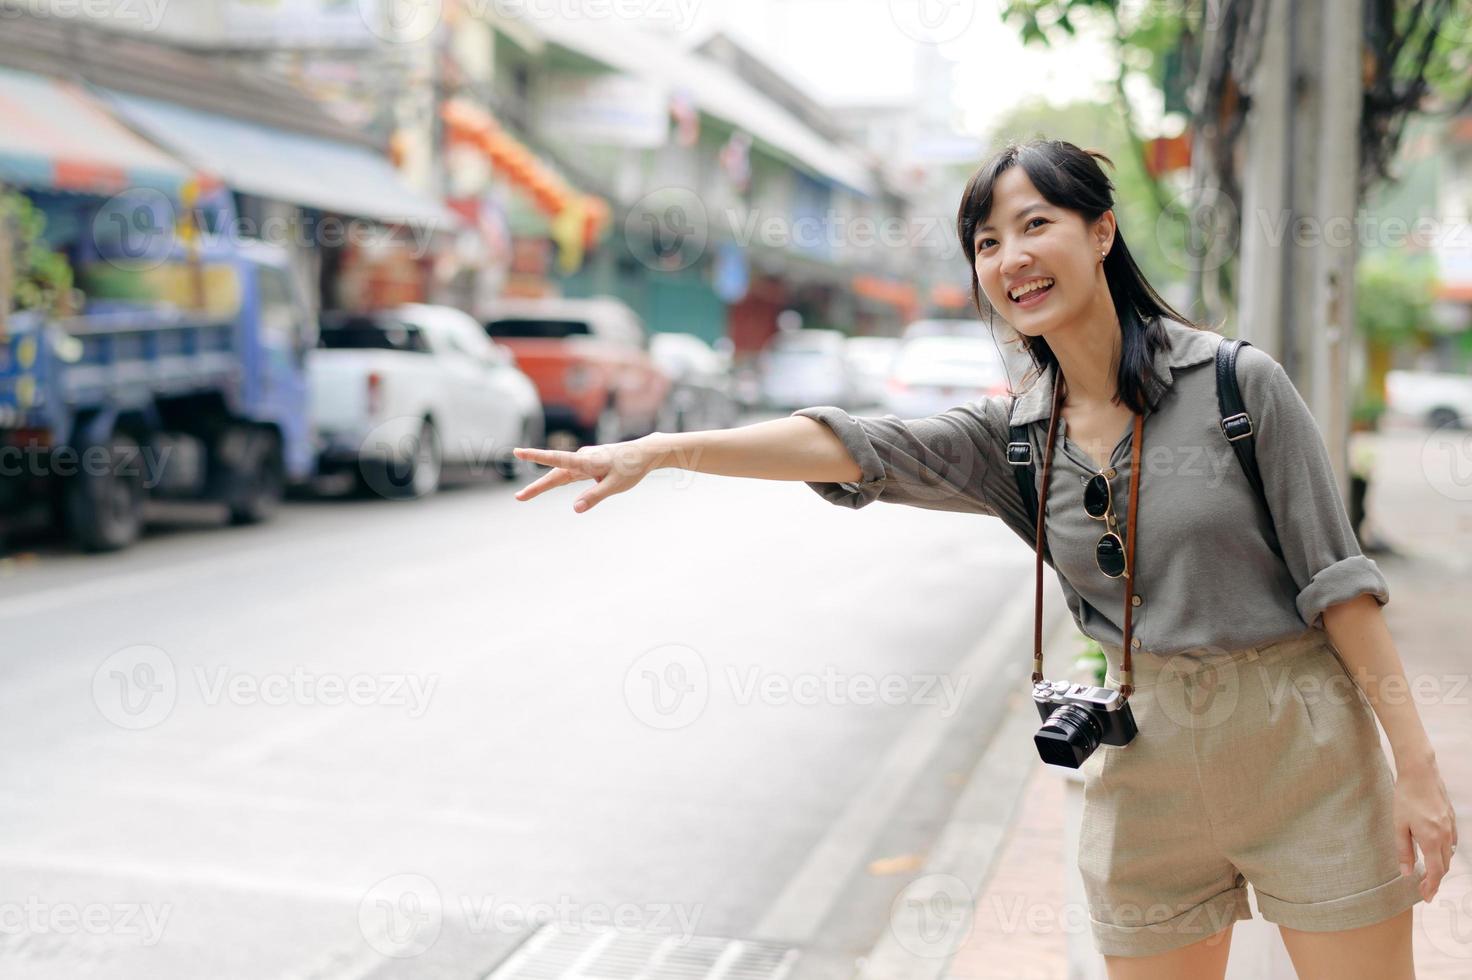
top-left (482, 924), bottom-right (801, 980)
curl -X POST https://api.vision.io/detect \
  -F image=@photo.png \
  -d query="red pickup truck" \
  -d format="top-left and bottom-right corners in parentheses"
top-left (480, 297), bottom-right (672, 449)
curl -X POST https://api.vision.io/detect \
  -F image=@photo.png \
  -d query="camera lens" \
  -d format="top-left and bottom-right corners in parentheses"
top-left (1034, 703), bottom-right (1104, 768)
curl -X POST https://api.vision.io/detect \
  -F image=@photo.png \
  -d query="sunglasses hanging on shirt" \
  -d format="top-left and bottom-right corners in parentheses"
top-left (1083, 470), bottom-right (1130, 579)
top-left (1031, 378), bottom-right (1144, 699)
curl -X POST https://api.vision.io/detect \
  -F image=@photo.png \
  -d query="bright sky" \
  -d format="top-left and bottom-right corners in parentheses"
top-left (676, 0), bottom-right (1121, 137)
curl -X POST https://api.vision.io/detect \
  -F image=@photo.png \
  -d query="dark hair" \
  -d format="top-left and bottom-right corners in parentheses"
top-left (955, 138), bottom-right (1203, 416)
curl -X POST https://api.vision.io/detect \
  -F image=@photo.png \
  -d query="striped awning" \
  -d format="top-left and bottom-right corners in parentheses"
top-left (0, 67), bottom-right (192, 195)
top-left (102, 89), bottom-right (459, 230)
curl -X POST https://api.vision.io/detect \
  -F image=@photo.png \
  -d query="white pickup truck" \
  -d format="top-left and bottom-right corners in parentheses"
top-left (1385, 369), bottom-right (1472, 430)
top-left (309, 303), bottom-right (543, 498)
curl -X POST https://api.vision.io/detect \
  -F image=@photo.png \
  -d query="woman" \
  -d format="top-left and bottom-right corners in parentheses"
top-left (511, 139), bottom-right (1457, 979)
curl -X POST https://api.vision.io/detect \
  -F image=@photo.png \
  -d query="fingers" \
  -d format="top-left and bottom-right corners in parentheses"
top-left (1428, 814), bottom-right (1457, 901)
top-left (510, 446), bottom-right (629, 513)
top-left (513, 446), bottom-right (591, 474)
top-left (514, 466), bottom-right (579, 502)
top-left (1397, 825), bottom-right (1416, 881)
top-left (1422, 834), bottom-right (1448, 902)
top-left (572, 474), bottom-right (622, 513)
top-left (1406, 819), bottom-right (1456, 902)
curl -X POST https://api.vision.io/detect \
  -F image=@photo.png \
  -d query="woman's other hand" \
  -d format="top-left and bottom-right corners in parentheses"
top-left (1393, 755), bottom-right (1458, 902)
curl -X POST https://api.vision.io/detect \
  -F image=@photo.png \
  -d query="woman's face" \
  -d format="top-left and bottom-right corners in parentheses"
top-left (971, 166), bottom-right (1114, 340)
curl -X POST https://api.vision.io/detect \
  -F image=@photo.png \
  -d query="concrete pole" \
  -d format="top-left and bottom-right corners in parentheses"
top-left (1236, 0), bottom-right (1360, 503)
top-left (1310, 0), bottom-right (1364, 503)
top-left (1235, 0), bottom-right (1290, 357)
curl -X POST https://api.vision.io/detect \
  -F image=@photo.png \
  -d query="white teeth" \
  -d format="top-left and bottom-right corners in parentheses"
top-left (1010, 278), bottom-right (1054, 301)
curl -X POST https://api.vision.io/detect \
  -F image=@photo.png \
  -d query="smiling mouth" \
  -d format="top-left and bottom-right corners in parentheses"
top-left (1009, 278), bottom-right (1055, 304)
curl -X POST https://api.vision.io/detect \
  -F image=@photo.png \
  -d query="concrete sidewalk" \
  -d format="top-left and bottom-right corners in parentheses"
top-left (941, 428), bottom-right (1472, 978)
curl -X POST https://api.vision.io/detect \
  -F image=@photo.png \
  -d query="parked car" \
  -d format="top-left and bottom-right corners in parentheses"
top-left (758, 329), bottom-right (856, 411)
top-left (310, 304), bottom-right (543, 498)
top-left (1385, 369), bottom-right (1472, 429)
top-left (480, 296), bottom-right (671, 449)
top-left (881, 334), bottom-right (1009, 418)
top-left (843, 335), bottom-right (903, 408)
top-left (0, 240), bottom-right (313, 551)
top-left (649, 332), bottom-right (739, 432)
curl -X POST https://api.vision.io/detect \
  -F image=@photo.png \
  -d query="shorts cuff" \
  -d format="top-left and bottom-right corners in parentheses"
top-left (1089, 884), bottom-right (1253, 958)
top-left (1253, 865), bottom-right (1423, 932)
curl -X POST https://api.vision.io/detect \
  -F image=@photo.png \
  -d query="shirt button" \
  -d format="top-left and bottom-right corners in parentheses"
top-left (1131, 637), bottom-right (1142, 648)
top-left (1132, 594), bottom-right (1143, 606)
top-left (1105, 467), bottom-right (1117, 478)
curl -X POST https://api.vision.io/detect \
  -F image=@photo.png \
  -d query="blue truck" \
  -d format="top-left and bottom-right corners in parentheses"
top-left (0, 239), bottom-right (316, 551)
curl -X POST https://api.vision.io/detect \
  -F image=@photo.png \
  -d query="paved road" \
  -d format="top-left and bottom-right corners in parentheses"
top-left (0, 428), bottom-right (1038, 980)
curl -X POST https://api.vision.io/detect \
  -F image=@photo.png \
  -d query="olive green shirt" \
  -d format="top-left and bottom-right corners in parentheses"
top-left (790, 317), bottom-right (1389, 656)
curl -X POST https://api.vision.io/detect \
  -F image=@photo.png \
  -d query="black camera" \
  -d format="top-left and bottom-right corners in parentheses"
top-left (1032, 679), bottom-right (1138, 768)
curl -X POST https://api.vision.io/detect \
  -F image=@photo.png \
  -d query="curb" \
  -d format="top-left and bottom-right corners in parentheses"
top-left (854, 602), bottom-right (1079, 980)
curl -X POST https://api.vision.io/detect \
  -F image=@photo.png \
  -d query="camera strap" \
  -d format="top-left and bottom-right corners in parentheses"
top-left (1030, 378), bottom-right (1144, 700)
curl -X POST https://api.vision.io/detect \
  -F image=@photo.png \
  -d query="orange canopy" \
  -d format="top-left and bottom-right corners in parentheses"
top-left (441, 98), bottom-right (609, 255)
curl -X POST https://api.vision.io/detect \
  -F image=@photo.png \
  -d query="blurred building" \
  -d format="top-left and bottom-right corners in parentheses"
top-left (0, 2), bottom-right (457, 316)
top-left (3, 0), bottom-right (990, 354)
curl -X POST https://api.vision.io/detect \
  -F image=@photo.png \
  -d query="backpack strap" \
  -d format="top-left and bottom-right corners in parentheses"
top-left (1007, 406), bottom-right (1039, 531)
top-left (1216, 337), bottom-right (1285, 557)
top-left (1008, 339), bottom-right (1273, 546)
top-left (1215, 338), bottom-right (1265, 504)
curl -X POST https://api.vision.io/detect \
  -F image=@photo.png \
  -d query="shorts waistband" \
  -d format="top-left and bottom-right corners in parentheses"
top-left (1100, 627), bottom-right (1331, 691)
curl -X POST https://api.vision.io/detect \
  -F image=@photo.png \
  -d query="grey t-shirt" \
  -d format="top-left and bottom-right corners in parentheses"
top-left (790, 318), bottom-right (1388, 656)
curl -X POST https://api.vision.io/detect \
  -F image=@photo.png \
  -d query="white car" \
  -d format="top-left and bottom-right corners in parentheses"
top-left (1385, 369), bottom-right (1471, 429)
top-left (844, 335), bottom-right (903, 408)
top-left (649, 332), bottom-right (739, 432)
top-left (881, 335), bottom-right (1010, 419)
top-left (309, 303), bottom-right (543, 498)
top-left (759, 329), bottom-right (856, 410)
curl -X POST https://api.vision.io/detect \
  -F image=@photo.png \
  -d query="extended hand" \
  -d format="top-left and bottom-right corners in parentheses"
top-left (511, 439), bottom-right (661, 513)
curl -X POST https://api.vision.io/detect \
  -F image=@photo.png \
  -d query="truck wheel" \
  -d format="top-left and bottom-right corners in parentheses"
top-left (226, 427), bottom-right (285, 526)
top-left (371, 420), bottom-right (441, 499)
top-left (65, 432), bottom-right (146, 552)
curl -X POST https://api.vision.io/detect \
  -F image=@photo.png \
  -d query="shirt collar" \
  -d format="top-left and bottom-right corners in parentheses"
top-left (1006, 317), bottom-right (1223, 428)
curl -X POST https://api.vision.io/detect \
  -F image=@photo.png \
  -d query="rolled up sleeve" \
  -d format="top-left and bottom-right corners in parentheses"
top-left (1245, 354), bottom-right (1390, 629)
top-left (788, 399), bottom-right (1031, 530)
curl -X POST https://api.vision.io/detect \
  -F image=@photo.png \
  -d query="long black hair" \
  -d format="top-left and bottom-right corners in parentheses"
top-left (955, 138), bottom-right (1204, 416)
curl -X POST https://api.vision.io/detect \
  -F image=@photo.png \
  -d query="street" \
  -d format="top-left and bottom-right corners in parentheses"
top-left (0, 416), bottom-right (1038, 980)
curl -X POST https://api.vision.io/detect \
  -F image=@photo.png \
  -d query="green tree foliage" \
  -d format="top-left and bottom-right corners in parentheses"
top-left (1, 189), bottom-right (74, 315)
top-left (1356, 249), bottom-right (1435, 347)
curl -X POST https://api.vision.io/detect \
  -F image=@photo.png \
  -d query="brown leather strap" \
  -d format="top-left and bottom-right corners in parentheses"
top-left (1032, 375), bottom-right (1144, 701)
top-left (1030, 380), bottom-right (1065, 684)
top-left (1119, 412), bottom-right (1143, 699)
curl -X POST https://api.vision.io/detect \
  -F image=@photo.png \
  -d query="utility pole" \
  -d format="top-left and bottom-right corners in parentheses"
top-left (1311, 0), bottom-right (1363, 503)
top-left (1236, 0), bottom-right (1290, 362)
top-left (1236, 0), bottom-right (1362, 504)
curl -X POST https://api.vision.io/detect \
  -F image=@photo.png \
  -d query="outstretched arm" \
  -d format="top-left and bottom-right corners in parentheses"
top-left (641, 416), bottom-right (864, 483)
top-left (512, 415), bottom-right (863, 512)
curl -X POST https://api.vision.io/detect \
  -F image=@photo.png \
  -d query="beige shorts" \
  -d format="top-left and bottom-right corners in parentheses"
top-left (1078, 626), bottom-right (1424, 958)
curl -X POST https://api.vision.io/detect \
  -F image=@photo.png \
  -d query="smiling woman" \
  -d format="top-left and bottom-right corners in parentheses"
top-left (933, 138), bottom-right (1450, 980)
top-left (955, 141), bottom-right (1191, 417)
top-left (509, 141), bottom-right (1455, 980)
